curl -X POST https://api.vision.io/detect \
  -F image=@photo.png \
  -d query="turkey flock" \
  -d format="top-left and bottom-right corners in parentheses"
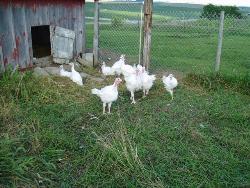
top-left (92, 55), bottom-right (178, 114)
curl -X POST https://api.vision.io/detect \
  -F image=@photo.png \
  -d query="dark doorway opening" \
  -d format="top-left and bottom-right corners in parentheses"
top-left (31, 25), bottom-right (51, 58)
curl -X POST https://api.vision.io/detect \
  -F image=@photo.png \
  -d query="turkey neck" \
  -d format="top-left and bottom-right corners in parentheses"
top-left (113, 81), bottom-right (120, 89)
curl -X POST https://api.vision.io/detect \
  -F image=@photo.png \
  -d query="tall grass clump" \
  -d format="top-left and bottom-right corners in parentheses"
top-left (0, 70), bottom-right (64, 187)
top-left (184, 72), bottom-right (250, 95)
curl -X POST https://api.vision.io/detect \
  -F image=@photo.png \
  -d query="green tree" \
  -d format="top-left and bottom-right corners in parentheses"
top-left (201, 4), bottom-right (243, 19)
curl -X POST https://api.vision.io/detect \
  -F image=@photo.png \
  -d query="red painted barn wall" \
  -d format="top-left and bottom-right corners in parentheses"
top-left (0, 0), bottom-right (85, 71)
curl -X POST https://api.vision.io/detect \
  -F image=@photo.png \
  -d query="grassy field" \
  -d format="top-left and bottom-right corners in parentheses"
top-left (0, 67), bottom-right (249, 187)
top-left (85, 2), bottom-right (202, 18)
top-left (1, 2), bottom-right (249, 187)
top-left (85, 2), bottom-right (250, 78)
top-left (86, 22), bottom-right (250, 77)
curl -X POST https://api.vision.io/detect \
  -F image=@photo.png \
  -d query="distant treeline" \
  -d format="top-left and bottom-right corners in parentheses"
top-left (201, 4), bottom-right (243, 19)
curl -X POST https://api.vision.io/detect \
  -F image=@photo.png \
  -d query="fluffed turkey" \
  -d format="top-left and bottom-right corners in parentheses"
top-left (121, 63), bottom-right (136, 77)
top-left (162, 74), bottom-right (178, 100)
top-left (101, 62), bottom-right (115, 76)
top-left (59, 65), bottom-right (71, 78)
top-left (69, 62), bottom-right (83, 86)
top-left (124, 68), bottom-right (142, 104)
top-left (140, 67), bottom-right (156, 97)
top-left (112, 54), bottom-right (125, 76)
top-left (91, 78), bottom-right (122, 114)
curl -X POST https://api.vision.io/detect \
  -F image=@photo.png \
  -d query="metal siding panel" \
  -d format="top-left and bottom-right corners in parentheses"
top-left (31, 6), bottom-right (38, 26)
top-left (54, 5), bottom-right (60, 26)
top-left (82, 3), bottom-right (86, 53)
top-left (0, 46), bottom-right (3, 71)
top-left (0, 6), bottom-right (4, 70)
top-left (49, 4), bottom-right (56, 25)
top-left (25, 7), bottom-right (33, 64)
top-left (12, 5), bottom-right (30, 68)
top-left (0, 5), bottom-right (17, 68)
top-left (72, 7), bottom-right (77, 56)
top-left (68, 7), bottom-right (73, 30)
top-left (43, 6), bottom-right (49, 25)
top-left (63, 7), bottom-right (67, 29)
top-left (38, 5), bottom-right (44, 25)
top-left (75, 5), bottom-right (83, 56)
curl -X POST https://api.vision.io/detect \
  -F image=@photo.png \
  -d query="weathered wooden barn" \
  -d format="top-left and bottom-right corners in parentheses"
top-left (0, 0), bottom-right (86, 71)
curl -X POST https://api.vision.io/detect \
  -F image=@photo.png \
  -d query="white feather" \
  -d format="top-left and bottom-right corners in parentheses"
top-left (162, 74), bottom-right (178, 99)
top-left (124, 70), bottom-right (142, 104)
top-left (112, 55), bottom-right (125, 76)
top-left (121, 63), bottom-right (136, 77)
top-left (101, 62), bottom-right (115, 76)
top-left (91, 78), bottom-right (122, 114)
top-left (69, 63), bottom-right (83, 86)
top-left (141, 72), bottom-right (156, 95)
top-left (59, 65), bottom-right (71, 78)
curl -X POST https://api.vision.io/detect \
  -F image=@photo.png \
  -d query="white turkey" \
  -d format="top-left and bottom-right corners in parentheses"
top-left (140, 67), bottom-right (156, 97)
top-left (136, 64), bottom-right (144, 73)
top-left (162, 74), bottom-right (178, 100)
top-left (101, 62), bottom-right (115, 76)
top-left (69, 62), bottom-right (83, 86)
top-left (112, 54), bottom-right (125, 76)
top-left (59, 65), bottom-right (71, 78)
top-left (121, 63), bottom-right (136, 77)
top-left (124, 68), bottom-right (143, 104)
top-left (91, 78), bottom-right (122, 114)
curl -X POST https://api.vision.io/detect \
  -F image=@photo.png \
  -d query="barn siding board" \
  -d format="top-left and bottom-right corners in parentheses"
top-left (76, 5), bottom-right (83, 56)
top-left (0, 46), bottom-right (3, 70)
top-left (0, 1), bottom-right (85, 71)
top-left (0, 7), bottom-right (4, 68)
top-left (1, 6), bottom-right (17, 69)
top-left (13, 6), bottom-right (29, 68)
top-left (82, 4), bottom-right (86, 53)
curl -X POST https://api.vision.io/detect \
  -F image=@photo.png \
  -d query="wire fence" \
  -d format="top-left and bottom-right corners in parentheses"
top-left (98, 2), bottom-right (143, 66)
top-left (86, 2), bottom-right (250, 77)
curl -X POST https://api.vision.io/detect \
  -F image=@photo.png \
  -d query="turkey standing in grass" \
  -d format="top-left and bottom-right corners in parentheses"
top-left (101, 62), bottom-right (115, 76)
top-left (69, 62), bottom-right (83, 86)
top-left (162, 74), bottom-right (178, 100)
top-left (140, 67), bottom-right (156, 97)
top-left (124, 68), bottom-right (143, 104)
top-left (112, 54), bottom-right (125, 76)
top-left (91, 78), bottom-right (122, 114)
top-left (121, 63), bottom-right (136, 77)
top-left (59, 65), bottom-right (71, 78)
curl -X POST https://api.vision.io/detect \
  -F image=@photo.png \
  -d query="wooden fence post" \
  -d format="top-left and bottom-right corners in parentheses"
top-left (143, 0), bottom-right (153, 71)
top-left (215, 11), bottom-right (225, 72)
top-left (93, 0), bottom-right (99, 67)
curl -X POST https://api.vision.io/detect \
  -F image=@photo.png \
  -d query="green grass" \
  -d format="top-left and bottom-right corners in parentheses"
top-left (1, 3), bottom-right (249, 187)
top-left (0, 68), bottom-right (249, 187)
top-left (101, 9), bottom-right (173, 21)
top-left (85, 2), bottom-right (202, 18)
top-left (86, 21), bottom-right (250, 77)
top-left (85, 2), bottom-right (250, 78)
